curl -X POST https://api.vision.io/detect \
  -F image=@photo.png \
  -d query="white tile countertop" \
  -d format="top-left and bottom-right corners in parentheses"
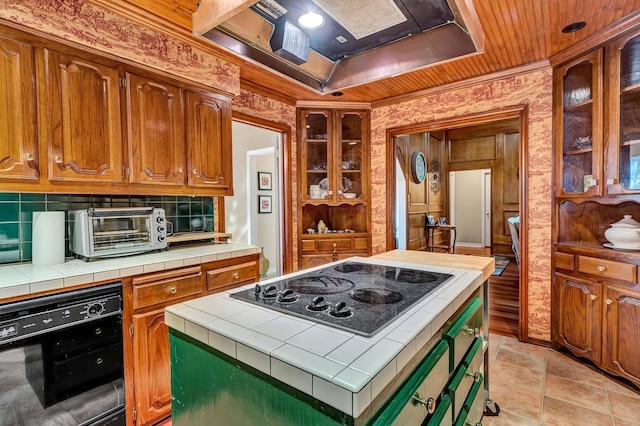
top-left (0, 243), bottom-right (260, 300)
top-left (165, 254), bottom-right (485, 419)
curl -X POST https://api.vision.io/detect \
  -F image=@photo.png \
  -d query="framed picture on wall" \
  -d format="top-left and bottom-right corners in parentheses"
top-left (258, 172), bottom-right (272, 190)
top-left (258, 195), bottom-right (272, 214)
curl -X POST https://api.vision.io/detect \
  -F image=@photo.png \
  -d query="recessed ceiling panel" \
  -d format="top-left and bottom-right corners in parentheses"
top-left (313, 0), bottom-right (407, 40)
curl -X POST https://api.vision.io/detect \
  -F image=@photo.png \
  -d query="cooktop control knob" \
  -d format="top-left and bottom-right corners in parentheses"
top-left (329, 301), bottom-right (352, 318)
top-left (276, 289), bottom-right (298, 304)
top-left (157, 235), bottom-right (165, 242)
top-left (156, 216), bottom-right (164, 223)
top-left (157, 226), bottom-right (165, 233)
top-left (260, 285), bottom-right (277, 300)
top-left (86, 302), bottom-right (104, 317)
top-left (254, 284), bottom-right (262, 295)
top-left (307, 296), bottom-right (329, 311)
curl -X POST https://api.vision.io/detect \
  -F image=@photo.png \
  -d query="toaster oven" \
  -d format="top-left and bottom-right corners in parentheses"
top-left (71, 207), bottom-right (168, 261)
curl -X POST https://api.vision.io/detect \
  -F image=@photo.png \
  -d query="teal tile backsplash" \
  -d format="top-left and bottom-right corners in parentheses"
top-left (0, 193), bottom-right (215, 265)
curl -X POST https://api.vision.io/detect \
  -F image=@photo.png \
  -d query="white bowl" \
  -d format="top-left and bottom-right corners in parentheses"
top-left (343, 193), bottom-right (356, 199)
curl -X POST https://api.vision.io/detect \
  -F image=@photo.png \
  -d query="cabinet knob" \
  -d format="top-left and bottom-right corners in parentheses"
top-left (178, 166), bottom-right (184, 173)
top-left (463, 326), bottom-right (480, 337)
top-left (590, 294), bottom-right (597, 301)
top-left (597, 265), bottom-right (607, 272)
top-left (411, 393), bottom-right (436, 414)
top-left (54, 156), bottom-right (63, 164)
top-left (466, 371), bottom-right (482, 382)
top-left (24, 153), bottom-right (34, 161)
top-left (606, 299), bottom-right (613, 305)
top-left (170, 287), bottom-right (177, 294)
top-left (192, 168), bottom-right (198, 174)
top-left (233, 272), bottom-right (240, 280)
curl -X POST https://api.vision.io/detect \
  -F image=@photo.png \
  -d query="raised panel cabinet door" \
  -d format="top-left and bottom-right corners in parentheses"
top-left (43, 50), bottom-right (123, 182)
top-left (0, 35), bottom-right (38, 180)
top-left (127, 73), bottom-right (185, 185)
top-left (603, 286), bottom-right (640, 386)
top-left (132, 309), bottom-right (172, 426)
top-left (185, 91), bottom-right (232, 192)
top-left (554, 273), bottom-right (602, 363)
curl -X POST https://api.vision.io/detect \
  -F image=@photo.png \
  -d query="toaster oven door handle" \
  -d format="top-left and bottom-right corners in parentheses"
top-left (88, 207), bottom-right (155, 217)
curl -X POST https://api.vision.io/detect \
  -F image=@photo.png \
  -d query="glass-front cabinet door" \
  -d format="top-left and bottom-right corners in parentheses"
top-left (337, 112), bottom-right (367, 201)
top-left (554, 49), bottom-right (603, 197)
top-left (300, 111), bottom-right (331, 202)
top-left (608, 31), bottom-right (640, 194)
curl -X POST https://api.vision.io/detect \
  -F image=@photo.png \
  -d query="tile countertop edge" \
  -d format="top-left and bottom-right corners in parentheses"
top-left (0, 243), bottom-right (260, 300)
top-left (164, 251), bottom-right (490, 418)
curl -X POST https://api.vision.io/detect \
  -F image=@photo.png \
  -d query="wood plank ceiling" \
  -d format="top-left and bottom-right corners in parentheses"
top-left (110, 0), bottom-right (640, 103)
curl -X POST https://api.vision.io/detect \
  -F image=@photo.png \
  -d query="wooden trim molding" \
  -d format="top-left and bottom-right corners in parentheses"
top-left (231, 111), bottom-right (294, 274)
top-left (373, 61), bottom-right (550, 108)
top-left (385, 105), bottom-right (531, 341)
top-left (295, 100), bottom-right (373, 109)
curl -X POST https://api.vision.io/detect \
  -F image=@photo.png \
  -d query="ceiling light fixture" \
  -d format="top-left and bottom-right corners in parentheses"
top-left (298, 11), bottom-right (324, 29)
top-left (562, 21), bottom-right (586, 33)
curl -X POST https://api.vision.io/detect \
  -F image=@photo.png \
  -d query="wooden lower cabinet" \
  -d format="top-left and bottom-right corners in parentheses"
top-left (553, 273), bottom-right (602, 363)
top-left (132, 309), bottom-right (172, 425)
top-left (553, 256), bottom-right (640, 388)
top-left (603, 285), bottom-right (640, 385)
top-left (127, 255), bottom-right (259, 425)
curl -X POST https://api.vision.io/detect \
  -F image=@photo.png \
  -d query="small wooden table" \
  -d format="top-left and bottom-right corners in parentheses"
top-left (425, 224), bottom-right (457, 253)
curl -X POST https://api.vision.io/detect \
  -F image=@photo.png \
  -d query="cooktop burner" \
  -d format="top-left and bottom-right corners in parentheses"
top-left (230, 261), bottom-right (454, 336)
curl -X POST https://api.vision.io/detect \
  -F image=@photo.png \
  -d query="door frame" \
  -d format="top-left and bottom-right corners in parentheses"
top-left (232, 111), bottom-right (294, 274)
top-left (385, 105), bottom-right (529, 341)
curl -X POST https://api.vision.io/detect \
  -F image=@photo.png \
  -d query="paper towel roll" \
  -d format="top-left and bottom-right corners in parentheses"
top-left (32, 211), bottom-right (65, 266)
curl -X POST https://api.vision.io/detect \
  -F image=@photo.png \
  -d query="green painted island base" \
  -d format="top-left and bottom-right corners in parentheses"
top-left (169, 329), bottom-right (353, 426)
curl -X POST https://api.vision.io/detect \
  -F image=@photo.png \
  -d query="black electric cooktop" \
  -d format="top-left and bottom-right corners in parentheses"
top-left (230, 262), bottom-right (454, 337)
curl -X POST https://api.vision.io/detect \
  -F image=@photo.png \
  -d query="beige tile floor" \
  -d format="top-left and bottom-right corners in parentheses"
top-left (483, 334), bottom-right (640, 426)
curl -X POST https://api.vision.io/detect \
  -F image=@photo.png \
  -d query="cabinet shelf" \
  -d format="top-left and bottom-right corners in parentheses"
top-left (342, 139), bottom-right (361, 144)
top-left (621, 81), bottom-right (640, 94)
top-left (307, 139), bottom-right (328, 143)
top-left (563, 148), bottom-right (593, 156)
top-left (341, 169), bottom-right (362, 173)
top-left (621, 139), bottom-right (640, 147)
top-left (563, 99), bottom-right (593, 111)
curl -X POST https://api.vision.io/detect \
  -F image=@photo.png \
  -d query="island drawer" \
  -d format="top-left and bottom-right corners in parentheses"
top-left (370, 340), bottom-right (450, 425)
top-left (446, 337), bottom-right (483, 421)
top-left (578, 256), bottom-right (636, 283)
top-left (454, 374), bottom-right (484, 426)
top-left (132, 266), bottom-right (202, 310)
top-left (207, 260), bottom-right (258, 292)
top-left (444, 297), bottom-right (483, 370)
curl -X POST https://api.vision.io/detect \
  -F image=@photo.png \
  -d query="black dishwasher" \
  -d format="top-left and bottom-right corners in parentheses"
top-left (0, 282), bottom-right (125, 426)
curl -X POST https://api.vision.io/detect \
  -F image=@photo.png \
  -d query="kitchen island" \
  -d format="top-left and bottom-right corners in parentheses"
top-left (165, 250), bottom-right (494, 425)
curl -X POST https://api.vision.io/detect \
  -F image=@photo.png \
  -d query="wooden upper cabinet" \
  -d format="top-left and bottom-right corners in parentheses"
top-left (185, 91), bottom-right (232, 193)
top-left (42, 49), bottom-right (123, 183)
top-left (0, 35), bottom-right (38, 180)
top-left (127, 73), bottom-right (185, 186)
top-left (606, 30), bottom-right (640, 195)
top-left (554, 49), bottom-right (603, 197)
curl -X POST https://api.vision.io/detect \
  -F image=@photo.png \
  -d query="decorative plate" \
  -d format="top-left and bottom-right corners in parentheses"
top-left (411, 151), bottom-right (426, 183)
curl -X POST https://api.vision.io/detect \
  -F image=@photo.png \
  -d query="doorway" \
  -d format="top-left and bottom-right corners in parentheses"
top-left (226, 121), bottom-right (282, 277)
top-left (449, 169), bottom-right (491, 249)
top-left (386, 106), bottom-right (528, 341)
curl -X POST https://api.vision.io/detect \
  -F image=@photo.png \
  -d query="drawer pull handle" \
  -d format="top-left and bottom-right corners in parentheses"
top-left (233, 272), bottom-right (240, 280)
top-left (597, 265), bottom-right (607, 272)
top-left (170, 287), bottom-right (177, 294)
top-left (589, 294), bottom-right (597, 301)
top-left (606, 299), bottom-right (613, 305)
top-left (411, 393), bottom-right (436, 414)
top-left (96, 358), bottom-right (103, 365)
top-left (463, 326), bottom-right (480, 338)
top-left (466, 371), bottom-right (481, 382)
